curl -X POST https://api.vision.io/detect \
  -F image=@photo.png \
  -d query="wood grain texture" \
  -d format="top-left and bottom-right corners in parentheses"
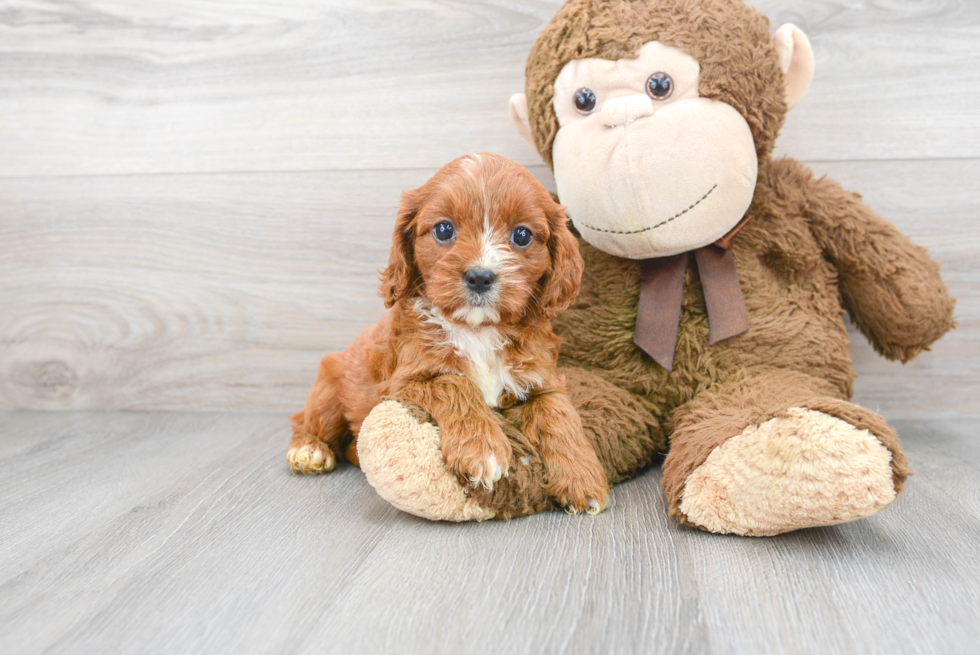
top-left (1, 1), bottom-right (977, 415)
top-left (0, 168), bottom-right (418, 411)
top-left (1, 412), bottom-right (978, 654)
top-left (2, 159), bottom-right (976, 415)
top-left (0, 0), bottom-right (977, 178)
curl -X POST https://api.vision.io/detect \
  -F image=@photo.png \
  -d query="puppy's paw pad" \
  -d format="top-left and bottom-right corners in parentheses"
top-left (560, 495), bottom-right (606, 516)
top-left (287, 444), bottom-right (336, 474)
top-left (549, 469), bottom-right (610, 517)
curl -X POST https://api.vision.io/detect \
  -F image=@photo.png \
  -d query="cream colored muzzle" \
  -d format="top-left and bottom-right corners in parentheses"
top-left (601, 94), bottom-right (656, 128)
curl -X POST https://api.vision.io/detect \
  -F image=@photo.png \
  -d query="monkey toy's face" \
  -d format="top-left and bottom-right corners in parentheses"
top-left (550, 41), bottom-right (756, 259)
top-left (510, 21), bottom-right (813, 261)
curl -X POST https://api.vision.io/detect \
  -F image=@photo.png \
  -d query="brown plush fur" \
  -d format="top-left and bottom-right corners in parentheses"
top-left (289, 154), bottom-right (609, 512)
top-left (462, 0), bottom-right (954, 523)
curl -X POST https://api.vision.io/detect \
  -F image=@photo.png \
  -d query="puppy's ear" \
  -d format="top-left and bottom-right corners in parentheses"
top-left (537, 200), bottom-right (583, 318)
top-left (379, 188), bottom-right (422, 308)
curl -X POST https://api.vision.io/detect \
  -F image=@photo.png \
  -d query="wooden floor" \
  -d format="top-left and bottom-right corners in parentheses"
top-left (1, 412), bottom-right (978, 654)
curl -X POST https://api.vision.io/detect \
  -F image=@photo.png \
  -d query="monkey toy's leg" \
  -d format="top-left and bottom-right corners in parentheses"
top-left (557, 366), bottom-right (667, 485)
top-left (662, 367), bottom-right (911, 536)
top-left (355, 398), bottom-right (511, 521)
top-left (356, 366), bottom-right (665, 520)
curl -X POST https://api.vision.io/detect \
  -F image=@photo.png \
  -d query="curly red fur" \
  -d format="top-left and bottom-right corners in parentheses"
top-left (289, 153), bottom-right (607, 510)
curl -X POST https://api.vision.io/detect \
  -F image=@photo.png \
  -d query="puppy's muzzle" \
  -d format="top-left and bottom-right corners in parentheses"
top-left (463, 268), bottom-right (497, 295)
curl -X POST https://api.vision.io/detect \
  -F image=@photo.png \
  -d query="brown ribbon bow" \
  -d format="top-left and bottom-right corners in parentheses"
top-left (633, 217), bottom-right (751, 371)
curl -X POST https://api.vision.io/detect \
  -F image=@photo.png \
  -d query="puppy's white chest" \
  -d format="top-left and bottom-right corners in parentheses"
top-left (447, 326), bottom-right (517, 408)
top-left (415, 301), bottom-right (537, 407)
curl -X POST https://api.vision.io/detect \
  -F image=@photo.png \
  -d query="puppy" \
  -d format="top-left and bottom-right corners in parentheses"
top-left (287, 153), bottom-right (609, 514)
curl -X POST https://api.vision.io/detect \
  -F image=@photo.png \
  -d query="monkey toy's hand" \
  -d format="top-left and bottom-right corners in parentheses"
top-left (804, 172), bottom-right (955, 362)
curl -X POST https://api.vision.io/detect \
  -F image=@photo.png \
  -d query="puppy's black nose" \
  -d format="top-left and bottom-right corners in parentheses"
top-left (464, 268), bottom-right (497, 294)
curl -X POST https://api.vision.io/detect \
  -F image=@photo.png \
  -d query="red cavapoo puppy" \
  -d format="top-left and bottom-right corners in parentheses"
top-left (287, 153), bottom-right (609, 514)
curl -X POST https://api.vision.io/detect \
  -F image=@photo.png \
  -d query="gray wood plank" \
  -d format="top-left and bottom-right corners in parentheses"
top-left (313, 473), bottom-right (707, 655)
top-left (0, 168), bottom-right (424, 412)
top-left (2, 159), bottom-right (975, 417)
top-left (688, 477), bottom-right (980, 655)
top-left (763, 0), bottom-right (980, 163)
top-left (1, 413), bottom-right (979, 654)
top-left (0, 411), bottom-right (89, 458)
top-left (0, 0), bottom-right (976, 178)
top-left (0, 412), bottom-right (282, 578)
top-left (0, 412), bottom-right (400, 655)
top-left (893, 419), bottom-right (980, 522)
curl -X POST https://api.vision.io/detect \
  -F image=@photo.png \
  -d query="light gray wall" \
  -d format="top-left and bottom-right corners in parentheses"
top-left (1, 0), bottom-right (977, 416)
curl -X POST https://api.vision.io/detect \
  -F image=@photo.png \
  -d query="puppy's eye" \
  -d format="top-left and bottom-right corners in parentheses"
top-left (433, 221), bottom-right (455, 243)
top-left (646, 72), bottom-right (673, 100)
top-left (511, 226), bottom-right (533, 248)
top-left (574, 87), bottom-right (597, 114)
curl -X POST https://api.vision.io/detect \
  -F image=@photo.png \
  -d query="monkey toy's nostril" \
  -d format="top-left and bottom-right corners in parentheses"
top-left (464, 268), bottom-right (497, 294)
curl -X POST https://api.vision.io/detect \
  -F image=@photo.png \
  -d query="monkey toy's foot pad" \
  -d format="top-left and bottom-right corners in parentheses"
top-left (679, 407), bottom-right (898, 537)
top-left (357, 400), bottom-right (495, 522)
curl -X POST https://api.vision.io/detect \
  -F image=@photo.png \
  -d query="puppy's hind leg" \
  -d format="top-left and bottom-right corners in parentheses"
top-left (288, 352), bottom-right (349, 474)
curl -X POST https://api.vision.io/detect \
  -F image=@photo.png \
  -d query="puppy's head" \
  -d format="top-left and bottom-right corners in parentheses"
top-left (380, 153), bottom-right (582, 326)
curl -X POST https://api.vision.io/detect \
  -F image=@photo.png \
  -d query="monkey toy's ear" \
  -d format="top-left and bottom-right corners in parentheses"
top-left (772, 24), bottom-right (815, 110)
top-left (508, 93), bottom-right (536, 147)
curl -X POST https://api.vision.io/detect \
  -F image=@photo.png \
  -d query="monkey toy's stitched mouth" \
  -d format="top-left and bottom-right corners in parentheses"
top-left (576, 184), bottom-right (717, 235)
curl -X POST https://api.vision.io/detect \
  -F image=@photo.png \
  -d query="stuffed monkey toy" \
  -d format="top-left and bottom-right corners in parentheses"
top-left (351, 0), bottom-right (955, 535)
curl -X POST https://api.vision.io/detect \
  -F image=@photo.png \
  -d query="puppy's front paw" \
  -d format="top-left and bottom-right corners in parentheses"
top-left (441, 427), bottom-right (512, 491)
top-left (287, 443), bottom-right (336, 475)
top-left (547, 460), bottom-right (609, 516)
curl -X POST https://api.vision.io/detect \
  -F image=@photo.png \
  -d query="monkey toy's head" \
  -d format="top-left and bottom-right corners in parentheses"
top-left (509, 0), bottom-right (814, 260)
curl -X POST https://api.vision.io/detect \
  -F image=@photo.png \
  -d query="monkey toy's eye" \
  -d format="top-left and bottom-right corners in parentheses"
top-left (574, 87), bottom-right (597, 114)
top-left (433, 221), bottom-right (455, 242)
top-left (511, 226), bottom-right (533, 248)
top-left (646, 72), bottom-right (673, 100)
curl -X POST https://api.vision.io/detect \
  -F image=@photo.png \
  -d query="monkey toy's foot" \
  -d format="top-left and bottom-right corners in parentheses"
top-left (357, 400), bottom-right (496, 521)
top-left (675, 407), bottom-right (904, 536)
top-left (357, 399), bottom-right (553, 521)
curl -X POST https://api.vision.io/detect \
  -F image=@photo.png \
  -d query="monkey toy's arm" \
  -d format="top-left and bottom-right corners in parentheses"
top-left (801, 168), bottom-right (955, 363)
